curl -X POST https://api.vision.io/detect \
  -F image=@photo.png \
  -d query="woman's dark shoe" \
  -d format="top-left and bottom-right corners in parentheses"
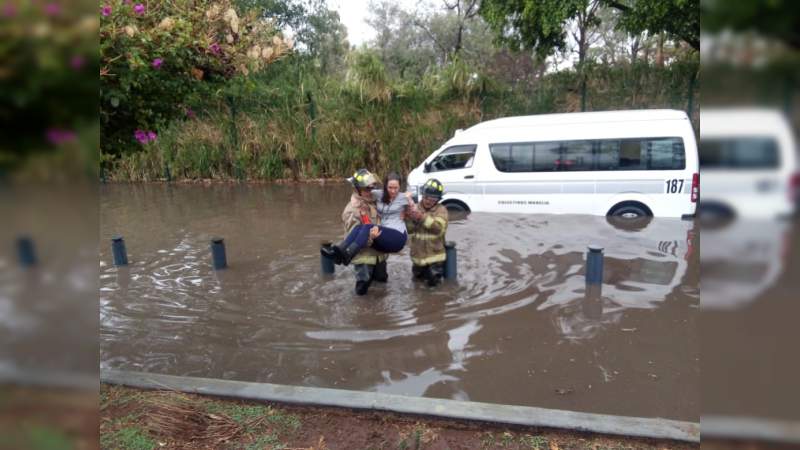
top-left (339, 241), bottom-right (361, 266)
top-left (320, 245), bottom-right (339, 263)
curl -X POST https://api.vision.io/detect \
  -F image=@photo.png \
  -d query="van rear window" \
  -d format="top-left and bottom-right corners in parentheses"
top-left (699, 137), bottom-right (779, 169)
top-left (489, 137), bottom-right (686, 172)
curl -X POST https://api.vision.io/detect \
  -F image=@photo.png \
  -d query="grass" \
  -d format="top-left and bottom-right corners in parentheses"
top-left (481, 431), bottom-right (550, 450)
top-left (205, 400), bottom-right (301, 433)
top-left (23, 425), bottom-right (73, 450)
top-left (243, 433), bottom-right (284, 450)
top-left (100, 426), bottom-right (156, 450)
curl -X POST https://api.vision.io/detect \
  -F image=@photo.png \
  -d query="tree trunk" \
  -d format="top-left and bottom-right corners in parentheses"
top-left (656, 33), bottom-right (665, 67)
top-left (630, 35), bottom-right (640, 64)
top-left (454, 24), bottom-right (463, 56)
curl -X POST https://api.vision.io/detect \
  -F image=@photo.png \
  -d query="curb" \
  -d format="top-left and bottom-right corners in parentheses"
top-left (102, 369), bottom-right (699, 443)
top-left (702, 416), bottom-right (800, 444)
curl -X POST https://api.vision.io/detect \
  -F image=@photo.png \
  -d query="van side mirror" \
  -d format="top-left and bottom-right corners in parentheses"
top-left (423, 162), bottom-right (431, 173)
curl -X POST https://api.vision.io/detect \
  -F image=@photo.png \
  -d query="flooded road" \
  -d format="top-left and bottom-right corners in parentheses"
top-left (701, 219), bottom-right (800, 424)
top-left (99, 183), bottom-right (698, 421)
top-left (0, 185), bottom-right (98, 380)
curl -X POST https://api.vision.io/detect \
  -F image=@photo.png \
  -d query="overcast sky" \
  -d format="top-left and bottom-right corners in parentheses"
top-left (328, 0), bottom-right (421, 47)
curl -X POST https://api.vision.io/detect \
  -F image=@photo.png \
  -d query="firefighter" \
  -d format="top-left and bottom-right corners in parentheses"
top-left (405, 178), bottom-right (448, 287)
top-left (334, 169), bottom-right (388, 295)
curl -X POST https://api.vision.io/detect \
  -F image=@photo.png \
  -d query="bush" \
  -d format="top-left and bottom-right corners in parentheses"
top-left (100, 0), bottom-right (291, 156)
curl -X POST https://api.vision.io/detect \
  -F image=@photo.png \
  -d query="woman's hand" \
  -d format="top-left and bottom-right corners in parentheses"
top-left (359, 205), bottom-right (369, 216)
top-left (369, 226), bottom-right (381, 240)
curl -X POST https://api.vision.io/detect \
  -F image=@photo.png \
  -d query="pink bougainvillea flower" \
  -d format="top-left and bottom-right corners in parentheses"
top-left (185, 107), bottom-right (196, 119)
top-left (134, 129), bottom-right (157, 144)
top-left (101, 4), bottom-right (111, 16)
top-left (133, 3), bottom-right (145, 15)
top-left (151, 58), bottom-right (163, 69)
top-left (70, 55), bottom-right (86, 70)
top-left (134, 129), bottom-right (147, 144)
top-left (208, 42), bottom-right (221, 55)
top-left (43, 2), bottom-right (61, 16)
top-left (46, 128), bottom-right (77, 145)
top-left (2, 2), bottom-right (18, 17)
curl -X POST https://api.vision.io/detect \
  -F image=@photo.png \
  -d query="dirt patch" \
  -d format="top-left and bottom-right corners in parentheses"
top-left (101, 383), bottom-right (698, 450)
top-left (0, 384), bottom-right (98, 450)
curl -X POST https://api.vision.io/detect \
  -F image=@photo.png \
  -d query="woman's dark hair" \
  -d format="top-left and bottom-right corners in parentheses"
top-left (381, 172), bottom-right (403, 204)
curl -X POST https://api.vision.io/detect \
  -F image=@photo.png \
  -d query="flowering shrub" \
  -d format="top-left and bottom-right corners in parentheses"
top-left (0, 0), bottom-right (97, 177)
top-left (100, 0), bottom-right (291, 155)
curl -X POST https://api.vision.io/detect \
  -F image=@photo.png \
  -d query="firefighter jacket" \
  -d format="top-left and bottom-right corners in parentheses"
top-left (341, 192), bottom-right (386, 265)
top-left (405, 202), bottom-right (448, 266)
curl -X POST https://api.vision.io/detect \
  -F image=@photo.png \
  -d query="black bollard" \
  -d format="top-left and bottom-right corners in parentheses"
top-left (444, 241), bottom-right (457, 280)
top-left (210, 237), bottom-right (227, 270)
top-left (320, 242), bottom-right (335, 275)
top-left (16, 236), bottom-right (37, 267)
top-left (111, 236), bottom-right (128, 266)
top-left (586, 245), bottom-right (604, 287)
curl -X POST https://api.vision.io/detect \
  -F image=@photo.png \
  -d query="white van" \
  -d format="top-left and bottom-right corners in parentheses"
top-left (407, 109), bottom-right (699, 218)
top-left (699, 108), bottom-right (799, 219)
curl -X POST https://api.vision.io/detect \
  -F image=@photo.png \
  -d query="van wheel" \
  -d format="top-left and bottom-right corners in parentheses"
top-left (443, 202), bottom-right (469, 213)
top-left (607, 202), bottom-right (653, 231)
top-left (609, 203), bottom-right (650, 219)
top-left (443, 201), bottom-right (470, 221)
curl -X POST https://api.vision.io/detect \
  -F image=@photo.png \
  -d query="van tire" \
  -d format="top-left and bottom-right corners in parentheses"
top-left (608, 202), bottom-right (652, 219)
top-left (442, 201), bottom-right (470, 213)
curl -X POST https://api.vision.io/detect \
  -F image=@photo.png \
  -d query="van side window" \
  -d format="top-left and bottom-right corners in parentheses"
top-left (428, 145), bottom-right (477, 172)
top-left (699, 137), bottom-right (779, 169)
top-left (489, 137), bottom-right (685, 172)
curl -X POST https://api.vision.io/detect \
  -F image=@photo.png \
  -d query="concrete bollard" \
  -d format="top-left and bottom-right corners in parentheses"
top-left (320, 242), bottom-right (335, 275)
top-left (586, 244), bottom-right (604, 286)
top-left (111, 236), bottom-right (128, 266)
top-left (211, 237), bottom-right (227, 270)
top-left (444, 241), bottom-right (457, 280)
top-left (16, 236), bottom-right (37, 267)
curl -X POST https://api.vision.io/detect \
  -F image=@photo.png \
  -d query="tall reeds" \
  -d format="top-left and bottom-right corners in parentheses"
top-left (104, 60), bottom-right (698, 181)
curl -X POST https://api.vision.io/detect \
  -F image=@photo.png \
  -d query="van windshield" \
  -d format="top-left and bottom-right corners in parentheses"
top-left (427, 145), bottom-right (477, 172)
top-left (699, 137), bottom-right (780, 169)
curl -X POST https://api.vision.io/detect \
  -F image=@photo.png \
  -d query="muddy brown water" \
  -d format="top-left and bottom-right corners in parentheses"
top-left (701, 218), bottom-right (800, 424)
top-left (99, 183), bottom-right (699, 421)
top-left (0, 185), bottom-right (98, 379)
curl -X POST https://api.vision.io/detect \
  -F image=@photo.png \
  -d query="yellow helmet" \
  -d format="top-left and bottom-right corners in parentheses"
top-left (347, 168), bottom-right (380, 189)
top-left (421, 178), bottom-right (444, 199)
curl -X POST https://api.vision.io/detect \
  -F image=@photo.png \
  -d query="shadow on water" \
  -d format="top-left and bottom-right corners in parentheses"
top-left (98, 183), bottom-right (699, 421)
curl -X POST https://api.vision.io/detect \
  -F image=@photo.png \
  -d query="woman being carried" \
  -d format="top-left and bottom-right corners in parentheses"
top-left (322, 170), bottom-right (415, 266)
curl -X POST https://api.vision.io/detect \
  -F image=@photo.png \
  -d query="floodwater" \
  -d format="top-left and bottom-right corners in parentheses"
top-left (701, 218), bottom-right (800, 424)
top-left (99, 183), bottom-right (699, 421)
top-left (0, 185), bottom-right (98, 380)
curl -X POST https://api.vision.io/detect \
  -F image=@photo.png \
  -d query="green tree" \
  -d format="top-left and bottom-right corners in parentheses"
top-left (609, 0), bottom-right (699, 51)
top-left (701, 0), bottom-right (800, 50)
top-left (479, 0), bottom-right (699, 55)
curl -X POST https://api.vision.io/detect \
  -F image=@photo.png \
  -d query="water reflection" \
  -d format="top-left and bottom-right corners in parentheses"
top-left (99, 183), bottom-right (698, 420)
top-left (701, 217), bottom-right (800, 438)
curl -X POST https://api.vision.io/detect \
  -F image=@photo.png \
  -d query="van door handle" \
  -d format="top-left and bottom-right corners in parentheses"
top-left (464, 175), bottom-right (474, 179)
